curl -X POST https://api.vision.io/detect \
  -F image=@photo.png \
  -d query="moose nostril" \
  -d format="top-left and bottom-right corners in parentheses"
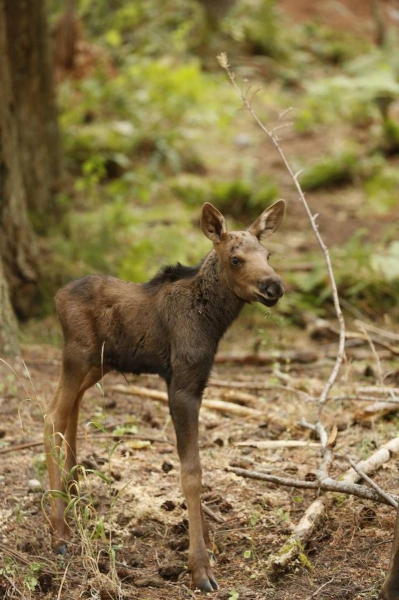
top-left (262, 278), bottom-right (284, 299)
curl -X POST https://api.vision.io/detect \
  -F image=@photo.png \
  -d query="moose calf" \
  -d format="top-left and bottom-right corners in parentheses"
top-left (44, 200), bottom-right (285, 592)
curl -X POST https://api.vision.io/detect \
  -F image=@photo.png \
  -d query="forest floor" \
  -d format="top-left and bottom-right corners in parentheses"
top-left (0, 329), bottom-right (398, 600)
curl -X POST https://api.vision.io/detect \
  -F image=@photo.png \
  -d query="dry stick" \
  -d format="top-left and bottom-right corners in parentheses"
top-left (310, 320), bottom-right (399, 355)
top-left (357, 322), bottom-right (384, 385)
top-left (218, 53), bottom-right (346, 417)
top-left (110, 384), bottom-right (262, 418)
top-left (215, 349), bottom-right (319, 365)
top-left (202, 502), bottom-right (224, 524)
top-left (354, 401), bottom-right (399, 421)
top-left (305, 578), bottom-right (335, 600)
top-left (235, 440), bottom-right (321, 449)
top-left (358, 386), bottom-right (399, 395)
top-left (209, 378), bottom-right (312, 401)
top-left (343, 453), bottom-right (398, 509)
top-left (355, 320), bottom-right (399, 342)
top-left (227, 466), bottom-right (396, 506)
top-left (0, 433), bottom-right (173, 455)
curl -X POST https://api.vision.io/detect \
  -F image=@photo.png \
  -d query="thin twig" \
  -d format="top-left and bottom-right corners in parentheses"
top-left (202, 502), bottom-right (224, 524)
top-left (357, 322), bottom-right (384, 385)
top-left (354, 320), bottom-right (399, 342)
top-left (305, 578), bottom-right (335, 600)
top-left (57, 561), bottom-right (71, 600)
top-left (343, 453), bottom-right (398, 509)
top-left (209, 378), bottom-right (312, 401)
top-left (218, 53), bottom-right (346, 416)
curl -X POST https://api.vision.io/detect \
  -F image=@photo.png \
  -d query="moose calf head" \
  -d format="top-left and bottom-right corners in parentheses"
top-left (201, 200), bottom-right (285, 307)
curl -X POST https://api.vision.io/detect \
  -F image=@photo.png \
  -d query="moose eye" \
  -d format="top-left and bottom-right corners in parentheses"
top-left (230, 257), bottom-right (240, 266)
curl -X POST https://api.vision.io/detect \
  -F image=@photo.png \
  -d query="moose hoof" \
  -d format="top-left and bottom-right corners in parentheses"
top-left (193, 568), bottom-right (219, 593)
top-left (198, 577), bottom-right (219, 593)
top-left (54, 542), bottom-right (68, 556)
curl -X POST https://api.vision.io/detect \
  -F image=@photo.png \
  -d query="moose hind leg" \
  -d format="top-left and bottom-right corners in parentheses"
top-left (169, 381), bottom-right (218, 592)
top-left (64, 367), bottom-right (105, 485)
top-left (43, 362), bottom-right (89, 553)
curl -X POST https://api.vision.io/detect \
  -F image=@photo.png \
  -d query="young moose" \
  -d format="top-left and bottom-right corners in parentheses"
top-left (44, 200), bottom-right (285, 592)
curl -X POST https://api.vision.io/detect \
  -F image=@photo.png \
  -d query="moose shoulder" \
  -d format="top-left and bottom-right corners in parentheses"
top-left (44, 200), bottom-right (285, 592)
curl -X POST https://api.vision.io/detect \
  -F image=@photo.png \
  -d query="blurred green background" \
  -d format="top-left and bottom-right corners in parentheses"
top-left (26, 0), bottom-right (399, 340)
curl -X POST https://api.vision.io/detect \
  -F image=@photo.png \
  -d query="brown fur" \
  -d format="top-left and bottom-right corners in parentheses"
top-left (44, 200), bottom-right (285, 592)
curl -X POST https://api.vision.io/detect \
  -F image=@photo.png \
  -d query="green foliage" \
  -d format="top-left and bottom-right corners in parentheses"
top-left (295, 40), bottom-right (399, 142)
top-left (298, 23), bottom-right (370, 66)
top-left (371, 241), bottom-right (399, 281)
top-left (60, 57), bottom-right (235, 178)
top-left (210, 176), bottom-right (279, 218)
top-left (225, 0), bottom-right (291, 59)
top-left (285, 230), bottom-right (399, 320)
top-left (364, 166), bottom-right (399, 213)
top-left (300, 148), bottom-right (358, 191)
top-left (43, 0), bottom-right (399, 327)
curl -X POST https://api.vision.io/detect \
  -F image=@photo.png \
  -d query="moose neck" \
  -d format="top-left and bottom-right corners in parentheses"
top-left (194, 250), bottom-right (245, 340)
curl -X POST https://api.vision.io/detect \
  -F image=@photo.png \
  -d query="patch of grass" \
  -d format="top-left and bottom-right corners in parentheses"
top-left (210, 176), bottom-right (279, 218)
top-left (364, 166), bottom-right (399, 214)
top-left (300, 148), bottom-right (358, 191)
top-left (283, 230), bottom-right (399, 322)
top-left (225, 0), bottom-right (292, 60)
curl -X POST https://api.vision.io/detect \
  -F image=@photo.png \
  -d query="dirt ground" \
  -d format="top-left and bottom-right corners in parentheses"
top-left (0, 331), bottom-right (398, 599)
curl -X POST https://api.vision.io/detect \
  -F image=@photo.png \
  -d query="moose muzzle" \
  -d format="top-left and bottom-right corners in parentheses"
top-left (258, 276), bottom-right (284, 307)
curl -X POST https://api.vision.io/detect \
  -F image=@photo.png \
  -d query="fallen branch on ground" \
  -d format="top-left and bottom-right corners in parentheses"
top-left (0, 432), bottom-right (173, 455)
top-left (209, 378), bottom-right (312, 401)
top-left (227, 466), bottom-right (398, 506)
top-left (343, 453), bottom-right (398, 509)
top-left (230, 435), bottom-right (399, 572)
top-left (214, 349), bottom-right (319, 365)
top-left (270, 435), bottom-right (399, 571)
top-left (354, 401), bottom-right (399, 421)
top-left (309, 319), bottom-right (399, 356)
top-left (235, 440), bottom-right (320, 449)
top-left (202, 502), bottom-right (225, 524)
top-left (110, 384), bottom-right (261, 417)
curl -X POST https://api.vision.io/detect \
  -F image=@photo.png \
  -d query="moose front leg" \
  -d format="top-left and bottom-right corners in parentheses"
top-left (168, 380), bottom-right (218, 592)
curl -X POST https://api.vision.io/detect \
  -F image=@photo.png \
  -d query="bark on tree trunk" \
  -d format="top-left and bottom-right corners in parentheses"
top-left (3, 0), bottom-right (62, 221)
top-left (0, 0), bottom-right (41, 326)
top-left (0, 258), bottom-right (19, 356)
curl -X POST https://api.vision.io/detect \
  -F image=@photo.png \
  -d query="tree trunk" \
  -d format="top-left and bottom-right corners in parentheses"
top-left (0, 0), bottom-right (41, 327)
top-left (0, 258), bottom-right (19, 356)
top-left (4, 0), bottom-right (62, 222)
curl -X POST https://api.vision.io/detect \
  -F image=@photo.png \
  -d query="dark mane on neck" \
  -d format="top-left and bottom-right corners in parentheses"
top-left (143, 261), bottom-right (203, 291)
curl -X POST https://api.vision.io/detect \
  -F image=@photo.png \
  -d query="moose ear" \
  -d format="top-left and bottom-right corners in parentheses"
top-left (201, 202), bottom-right (227, 243)
top-left (248, 199), bottom-right (286, 240)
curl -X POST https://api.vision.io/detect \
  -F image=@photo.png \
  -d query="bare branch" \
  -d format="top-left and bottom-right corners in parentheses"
top-left (219, 56), bottom-right (346, 416)
top-left (202, 502), bottom-right (224, 524)
top-left (227, 466), bottom-right (398, 506)
top-left (343, 453), bottom-right (398, 509)
top-left (354, 320), bottom-right (399, 342)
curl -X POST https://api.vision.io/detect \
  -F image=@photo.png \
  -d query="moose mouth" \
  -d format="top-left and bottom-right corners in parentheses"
top-left (256, 294), bottom-right (279, 308)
